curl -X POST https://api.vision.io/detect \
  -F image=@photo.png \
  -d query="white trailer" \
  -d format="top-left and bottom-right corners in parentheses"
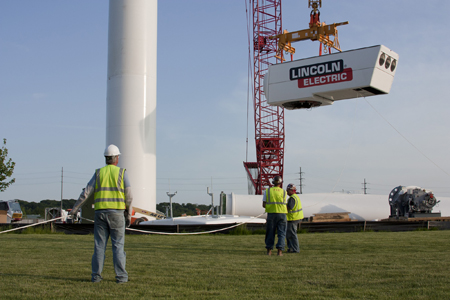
top-left (0, 200), bottom-right (23, 223)
top-left (264, 45), bottom-right (399, 109)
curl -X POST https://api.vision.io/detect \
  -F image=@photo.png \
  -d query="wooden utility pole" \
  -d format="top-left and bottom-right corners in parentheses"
top-left (60, 167), bottom-right (63, 214)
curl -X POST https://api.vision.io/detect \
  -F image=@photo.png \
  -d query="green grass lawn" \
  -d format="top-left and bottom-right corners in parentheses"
top-left (1, 230), bottom-right (449, 299)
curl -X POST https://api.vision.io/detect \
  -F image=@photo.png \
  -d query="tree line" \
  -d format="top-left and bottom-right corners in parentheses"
top-left (156, 202), bottom-right (215, 217)
top-left (15, 199), bottom-right (77, 217)
top-left (1, 140), bottom-right (220, 219)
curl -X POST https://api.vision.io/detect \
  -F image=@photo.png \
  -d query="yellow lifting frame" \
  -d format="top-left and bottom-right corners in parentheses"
top-left (270, 21), bottom-right (348, 61)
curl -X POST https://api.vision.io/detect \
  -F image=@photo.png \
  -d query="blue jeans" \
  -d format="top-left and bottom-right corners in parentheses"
top-left (265, 213), bottom-right (287, 250)
top-left (286, 220), bottom-right (300, 253)
top-left (92, 210), bottom-right (128, 283)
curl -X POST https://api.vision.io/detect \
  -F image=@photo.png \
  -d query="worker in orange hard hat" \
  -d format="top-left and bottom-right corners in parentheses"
top-left (285, 183), bottom-right (303, 253)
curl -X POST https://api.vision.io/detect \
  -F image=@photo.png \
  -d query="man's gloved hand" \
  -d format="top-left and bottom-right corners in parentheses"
top-left (124, 210), bottom-right (131, 228)
top-left (68, 210), bottom-right (78, 223)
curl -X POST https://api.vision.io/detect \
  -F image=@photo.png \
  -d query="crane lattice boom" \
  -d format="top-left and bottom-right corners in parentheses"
top-left (244, 0), bottom-right (285, 195)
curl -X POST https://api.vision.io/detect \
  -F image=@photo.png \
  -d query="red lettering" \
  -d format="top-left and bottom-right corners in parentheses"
top-left (297, 68), bottom-right (353, 88)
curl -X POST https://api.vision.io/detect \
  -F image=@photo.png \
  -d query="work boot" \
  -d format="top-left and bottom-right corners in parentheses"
top-left (277, 249), bottom-right (283, 256)
top-left (266, 249), bottom-right (272, 256)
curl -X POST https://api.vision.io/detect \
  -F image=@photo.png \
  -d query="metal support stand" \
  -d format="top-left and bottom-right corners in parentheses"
top-left (207, 187), bottom-right (217, 218)
top-left (166, 191), bottom-right (177, 219)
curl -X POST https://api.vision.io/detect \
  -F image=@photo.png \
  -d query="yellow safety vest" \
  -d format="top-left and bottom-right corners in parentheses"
top-left (94, 165), bottom-right (126, 210)
top-left (265, 186), bottom-right (287, 214)
top-left (287, 194), bottom-right (303, 221)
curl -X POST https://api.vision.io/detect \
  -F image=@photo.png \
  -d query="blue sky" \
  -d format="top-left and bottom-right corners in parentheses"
top-left (1, 0), bottom-right (450, 206)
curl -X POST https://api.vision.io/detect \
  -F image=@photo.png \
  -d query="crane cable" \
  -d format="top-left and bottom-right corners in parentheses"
top-left (0, 214), bottom-right (266, 236)
top-left (245, 0), bottom-right (254, 162)
top-left (125, 213), bottom-right (266, 235)
top-left (364, 98), bottom-right (450, 177)
top-left (0, 217), bottom-right (64, 234)
top-left (304, 95), bottom-right (450, 211)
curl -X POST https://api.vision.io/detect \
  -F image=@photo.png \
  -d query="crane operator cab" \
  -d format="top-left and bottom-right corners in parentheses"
top-left (264, 45), bottom-right (399, 109)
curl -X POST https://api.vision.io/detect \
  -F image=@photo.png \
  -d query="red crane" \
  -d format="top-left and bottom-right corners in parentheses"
top-left (244, 1), bottom-right (345, 195)
top-left (244, 0), bottom-right (284, 195)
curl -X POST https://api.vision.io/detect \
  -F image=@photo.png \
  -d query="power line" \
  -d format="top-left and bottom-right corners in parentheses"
top-left (365, 98), bottom-right (450, 177)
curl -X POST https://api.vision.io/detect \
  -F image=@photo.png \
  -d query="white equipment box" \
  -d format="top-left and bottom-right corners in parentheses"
top-left (264, 45), bottom-right (398, 109)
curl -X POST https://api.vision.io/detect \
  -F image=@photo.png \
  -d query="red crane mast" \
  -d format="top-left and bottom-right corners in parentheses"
top-left (244, 0), bottom-right (284, 195)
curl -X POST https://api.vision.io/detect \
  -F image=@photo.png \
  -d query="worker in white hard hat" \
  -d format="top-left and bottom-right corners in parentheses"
top-left (285, 183), bottom-right (303, 253)
top-left (262, 175), bottom-right (288, 256)
top-left (70, 144), bottom-right (133, 283)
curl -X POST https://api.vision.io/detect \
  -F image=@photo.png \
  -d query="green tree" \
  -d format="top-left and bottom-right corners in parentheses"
top-left (0, 139), bottom-right (15, 192)
top-left (17, 199), bottom-right (77, 217)
top-left (156, 202), bottom-right (215, 217)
